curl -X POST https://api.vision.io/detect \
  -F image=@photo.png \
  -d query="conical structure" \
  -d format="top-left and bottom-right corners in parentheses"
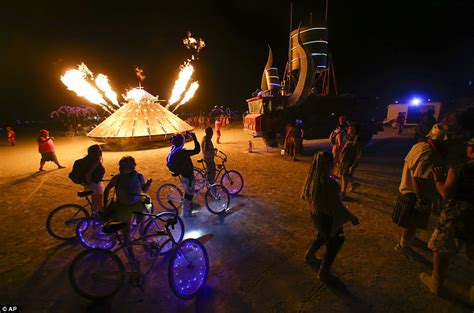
top-left (87, 88), bottom-right (193, 143)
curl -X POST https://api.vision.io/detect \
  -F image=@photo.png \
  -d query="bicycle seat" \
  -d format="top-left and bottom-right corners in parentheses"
top-left (77, 191), bottom-right (94, 198)
top-left (197, 159), bottom-right (204, 163)
top-left (102, 220), bottom-right (127, 234)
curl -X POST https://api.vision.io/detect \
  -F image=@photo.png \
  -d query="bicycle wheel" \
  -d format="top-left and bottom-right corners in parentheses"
top-left (46, 204), bottom-right (89, 240)
top-left (220, 170), bottom-right (244, 195)
top-left (168, 239), bottom-right (209, 299)
top-left (69, 248), bottom-right (125, 300)
top-left (156, 183), bottom-right (183, 211)
top-left (205, 184), bottom-right (230, 214)
top-left (76, 218), bottom-right (116, 250)
top-left (143, 212), bottom-right (185, 255)
top-left (193, 168), bottom-right (206, 192)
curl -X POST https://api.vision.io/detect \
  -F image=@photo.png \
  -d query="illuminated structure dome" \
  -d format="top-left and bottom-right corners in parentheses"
top-left (87, 87), bottom-right (193, 143)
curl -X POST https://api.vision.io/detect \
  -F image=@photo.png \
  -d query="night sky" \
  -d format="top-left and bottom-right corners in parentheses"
top-left (1, 0), bottom-right (473, 121)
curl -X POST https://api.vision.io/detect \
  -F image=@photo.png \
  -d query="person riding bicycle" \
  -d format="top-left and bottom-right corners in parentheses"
top-left (103, 156), bottom-right (152, 270)
top-left (201, 127), bottom-right (217, 184)
top-left (167, 132), bottom-right (201, 217)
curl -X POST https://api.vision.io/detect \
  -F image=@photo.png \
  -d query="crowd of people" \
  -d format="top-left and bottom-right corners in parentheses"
top-left (8, 107), bottom-right (472, 304)
top-left (184, 113), bottom-right (230, 130)
top-left (392, 122), bottom-right (474, 297)
top-left (299, 112), bottom-right (473, 303)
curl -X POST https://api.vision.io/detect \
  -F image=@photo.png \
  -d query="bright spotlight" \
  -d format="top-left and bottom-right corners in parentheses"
top-left (411, 98), bottom-right (421, 106)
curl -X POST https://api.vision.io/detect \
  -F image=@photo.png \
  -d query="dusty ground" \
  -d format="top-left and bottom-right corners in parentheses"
top-left (0, 125), bottom-right (472, 313)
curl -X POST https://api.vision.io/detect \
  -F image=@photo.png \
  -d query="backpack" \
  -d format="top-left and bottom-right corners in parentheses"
top-left (166, 152), bottom-right (182, 176)
top-left (68, 157), bottom-right (89, 184)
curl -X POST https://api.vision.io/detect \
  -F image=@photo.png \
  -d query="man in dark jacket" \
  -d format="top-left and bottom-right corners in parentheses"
top-left (167, 132), bottom-right (201, 216)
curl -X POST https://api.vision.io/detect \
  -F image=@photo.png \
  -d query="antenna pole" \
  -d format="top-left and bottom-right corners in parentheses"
top-left (325, 0), bottom-right (329, 25)
top-left (286, 2), bottom-right (294, 93)
top-left (288, 1), bottom-right (293, 63)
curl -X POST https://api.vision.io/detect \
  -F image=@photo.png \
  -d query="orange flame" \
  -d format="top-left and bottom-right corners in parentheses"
top-left (172, 81), bottom-right (199, 112)
top-left (95, 74), bottom-right (119, 107)
top-left (60, 62), bottom-right (117, 113)
top-left (166, 62), bottom-right (194, 109)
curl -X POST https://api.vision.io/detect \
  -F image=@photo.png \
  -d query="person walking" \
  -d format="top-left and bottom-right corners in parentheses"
top-left (6, 127), bottom-right (16, 146)
top-left (37, 129), bottom-right (65, 171)
top-left (301, 151), bottom-right (360, 283)
top-left (340, 123), bottom-right (362, 199)
top-left (215, 117), bottom-right (222, 144)
top-left (419, 138), bottom-right (474, 295)
top-left (167, 132), bottom-right (201, 217)
top-left (392, 124), bottom-right (448, 257)
top-left (201, 127), bottom-right (217, 183)
top-left (292, 119), bottom-right (304, 160)
top-left (330, 116), bottom-right (347, 175)
top-left (199, 114), bottom-right (205, 129)
top-left (395, 112), bottom-right (406, 135)
top-left (284, 123), bottom-right (296, 159)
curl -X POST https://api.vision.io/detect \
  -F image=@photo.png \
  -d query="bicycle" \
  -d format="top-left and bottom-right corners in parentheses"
top-left (76, 195), bottom-right (185, 254)
top-left (45, 190), bottom-right (95, 240)
top-left (155, 171), bottom-right (230, 215)
top-left (69, 201), bottom-right (209, 300)
top-left (46, 178), bottom-right (112, 240)
top-left (193, 150), bottom-right (244, 195)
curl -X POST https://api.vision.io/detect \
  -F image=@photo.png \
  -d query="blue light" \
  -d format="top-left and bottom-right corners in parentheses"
top-left (411, 98), bottom-right (422, 106)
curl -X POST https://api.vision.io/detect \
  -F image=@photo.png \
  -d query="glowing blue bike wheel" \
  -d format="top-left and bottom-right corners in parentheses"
top-left (168, 239), bottom-right (209, 299)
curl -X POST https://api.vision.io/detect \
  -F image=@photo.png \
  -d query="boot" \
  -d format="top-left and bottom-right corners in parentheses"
top-left (419, 272), bottom-right (440, 295)
top-left (420, 252), bottom-right (448, 295)
top-left (318, 260), bottom-right (339, 284)
top-left (318, 235), bottom-right (344, 284)
top-left (305, 237), bottom-right (324, 266)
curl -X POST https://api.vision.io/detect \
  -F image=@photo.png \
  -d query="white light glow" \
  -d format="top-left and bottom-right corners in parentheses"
top-left (411, 98), bottom-right (422, 106)
top-left (183, 229), bottom-right (204, 240)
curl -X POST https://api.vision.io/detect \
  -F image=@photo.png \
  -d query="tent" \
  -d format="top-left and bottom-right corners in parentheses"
top-left (87, 88), bottom-right (193, 143)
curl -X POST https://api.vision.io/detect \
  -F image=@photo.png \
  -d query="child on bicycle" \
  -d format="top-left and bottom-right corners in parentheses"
top-left (201, 127), bottom-right (217, 184)
top-left (167, 132), bottom-right (201, 217)
top-left (103, 156), bottom-right (152, 269)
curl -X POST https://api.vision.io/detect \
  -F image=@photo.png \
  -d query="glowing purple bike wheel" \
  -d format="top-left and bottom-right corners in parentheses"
top-left (168, 239), bottom-right (209, 299)
top-left (76, 218), bottom-right (116, 250)
top-left (220, 170), bottom-right (244, 195)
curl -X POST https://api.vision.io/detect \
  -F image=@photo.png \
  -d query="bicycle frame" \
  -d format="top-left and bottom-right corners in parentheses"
top-left (106, 204), bottom-right (180, 275)
top-left (196, 151), bottom-right (230, 182)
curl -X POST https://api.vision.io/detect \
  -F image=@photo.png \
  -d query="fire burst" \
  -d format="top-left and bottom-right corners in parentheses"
top-left (61, 63), bottom-right (116, 114)
top-left (166, 62), bottom-right (194, 109)
top-left (173, 82), bottom-right (200, 112)
top-left (95, 74), bottom-right (119, 107)
top-left (61, 32), bottom-right (205, 114)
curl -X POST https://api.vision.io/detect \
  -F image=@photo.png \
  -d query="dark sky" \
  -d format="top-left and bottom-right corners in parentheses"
top-left (1, 0), bottom-right (473, 120)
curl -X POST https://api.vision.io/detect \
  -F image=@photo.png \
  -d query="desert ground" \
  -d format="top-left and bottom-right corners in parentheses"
top-left (0, 125), bottom-right (472, 312)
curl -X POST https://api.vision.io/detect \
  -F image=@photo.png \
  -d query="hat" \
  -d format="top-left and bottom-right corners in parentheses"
top-left (426, 124), bottom-right (448, 141)
top-left (39, 129), bottom-right (49, 135)
top-left (468, 138), bottom-right (474, 146)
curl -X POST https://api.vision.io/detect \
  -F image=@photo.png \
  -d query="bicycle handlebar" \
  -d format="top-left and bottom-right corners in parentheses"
top-left (216, 150), bottom-right (227, 162)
